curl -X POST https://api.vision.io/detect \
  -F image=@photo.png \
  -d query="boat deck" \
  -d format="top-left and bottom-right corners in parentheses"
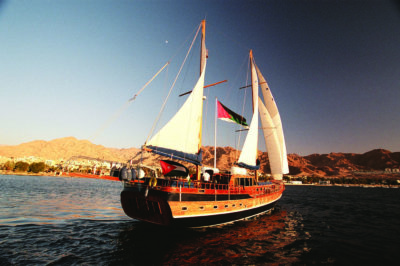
top-left (125, 177), bottom-right (283, 195)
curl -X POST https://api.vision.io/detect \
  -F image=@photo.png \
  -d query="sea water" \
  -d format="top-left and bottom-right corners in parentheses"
top-left (0, 175), bottom-right (399, 265)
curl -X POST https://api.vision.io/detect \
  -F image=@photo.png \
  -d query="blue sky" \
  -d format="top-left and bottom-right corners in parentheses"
top-left (0, 0), bottom-right (399, 155)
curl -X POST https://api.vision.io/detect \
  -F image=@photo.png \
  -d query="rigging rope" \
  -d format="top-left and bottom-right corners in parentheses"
top-left (90, 62), bottom-right (170, 142)
top-left (235, 55), bottom-right (251, 161)
top-left (90, 22), bottom-right (201, 143)
top-left (129, 61), bottom-right (170, 102)
top-left (145, 21), bottom-right (203, 144)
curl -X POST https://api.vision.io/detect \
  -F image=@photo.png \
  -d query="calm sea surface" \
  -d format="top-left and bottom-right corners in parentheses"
top-left (1, 175), bottom-right (399, 265)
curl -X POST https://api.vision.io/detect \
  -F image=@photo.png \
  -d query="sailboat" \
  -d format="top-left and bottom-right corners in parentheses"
top-left (119, 20), bottom-right (288, 227)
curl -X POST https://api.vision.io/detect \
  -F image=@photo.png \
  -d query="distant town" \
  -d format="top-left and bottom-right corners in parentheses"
top-left (1, 155), bottom-right (399, 188)
top-left (0, 155), bottom-right (112, 176)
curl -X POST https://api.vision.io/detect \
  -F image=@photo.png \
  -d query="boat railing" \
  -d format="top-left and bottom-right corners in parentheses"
top-left (140, 177), bottom-right (283, 194)
top-left (166, 180), bottom-right (230, 191)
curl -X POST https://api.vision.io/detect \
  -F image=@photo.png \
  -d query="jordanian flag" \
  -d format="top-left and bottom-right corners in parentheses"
top-left (160, 160), bottom-right (189, 177)
top-left (217, 100), bottom-right (248, 128)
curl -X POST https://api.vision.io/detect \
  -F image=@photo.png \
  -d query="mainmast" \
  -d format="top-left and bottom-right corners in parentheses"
top-left (250, 50), bottom-right (259, 180)
top-left (249, 50), bottom-right (257, 113)
top-left (237, 50), bottom-right (260, 171)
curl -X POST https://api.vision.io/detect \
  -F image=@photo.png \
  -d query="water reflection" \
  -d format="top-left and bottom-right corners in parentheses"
top-left (3, 176), bottom-right (398, 264)
top-left (112, 207), bottom-right (309, 265)
top-left (0, 175), bottom-right (127, 225)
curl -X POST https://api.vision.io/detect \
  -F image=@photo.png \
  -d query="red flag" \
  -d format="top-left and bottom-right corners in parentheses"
top-left (160, 160), bottom-right (189, 177)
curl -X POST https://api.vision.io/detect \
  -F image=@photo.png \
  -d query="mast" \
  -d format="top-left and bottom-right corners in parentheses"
top-left (214, 97), bottom-right (217, 169)
top-left (237, 50), bottom-right (259, 170)
top-left (250, 50), bottom-right (257, 113)
top-left (197, 19), bottom-right (207, 180)
top-left (146, 20), bottom-right (207, 167)
top-left (200, 19), bottom-right (206, 76)
top-left (198, 19), bottom-right (206, 149)
top-left (250, 50), bottom-right (259, 181)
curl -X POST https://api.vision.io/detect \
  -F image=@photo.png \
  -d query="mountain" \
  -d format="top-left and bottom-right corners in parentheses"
top-left (0, 137), bottom-right (139, 162)
top-left (287, 149), bottom-right (400, 177)
top-left (0, 137), bottom-right (399, 176)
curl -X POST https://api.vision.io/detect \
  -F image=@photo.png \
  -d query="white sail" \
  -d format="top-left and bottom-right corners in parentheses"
top-left (146, 62), bottom-right (206, 160)
top-left (146, 21), bottom-right (207, 165)
top-left (258, 98), bottom-right (285, 179)
top-left (255, 64), bottom-right (289, 178)
top-left (238, 51), bottom-right (259, 170)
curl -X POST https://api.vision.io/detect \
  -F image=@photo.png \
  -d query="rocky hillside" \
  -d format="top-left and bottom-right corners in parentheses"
top-left (287, 149), bottom-right (400, 176)
top-left (1, 137), bottom-right (399, 176)
top-left (0, 137), bottom-right (139, 162)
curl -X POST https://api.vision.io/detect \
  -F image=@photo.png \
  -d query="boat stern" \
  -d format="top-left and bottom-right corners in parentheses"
top-left (120, 185), bottom-right (173, 226)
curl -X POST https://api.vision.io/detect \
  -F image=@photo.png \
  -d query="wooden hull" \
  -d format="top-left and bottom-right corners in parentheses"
top-left (120, 181), bottom-right (284, 227)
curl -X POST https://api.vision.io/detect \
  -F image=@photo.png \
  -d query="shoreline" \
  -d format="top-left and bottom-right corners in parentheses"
top-left (0, 170), bottom-right (119, 182)
top-left (285, 183), bottom-right (399, 188)
top-left (1, 171), bottom-right (398, 188)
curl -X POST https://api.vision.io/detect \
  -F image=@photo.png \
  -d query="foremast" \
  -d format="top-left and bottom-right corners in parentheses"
top-left (144, 20), bottom-right (207, 167)
top-left (197, 19), bottom-right (207, 180)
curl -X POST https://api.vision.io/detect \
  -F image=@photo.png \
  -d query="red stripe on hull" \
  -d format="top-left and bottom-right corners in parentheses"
top-left (61, 172), bottom-right (119, 181)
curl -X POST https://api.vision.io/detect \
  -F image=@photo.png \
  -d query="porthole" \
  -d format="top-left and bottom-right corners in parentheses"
top-left (199, 206), bottom-right (204, 210)
top-left (182, 207), bottom-right (188, 211)
top-left (213, 205), bottom-right (218, 209)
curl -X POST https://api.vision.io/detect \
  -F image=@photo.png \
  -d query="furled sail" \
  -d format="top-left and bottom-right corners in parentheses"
top-left (238, 51), bottom-right (259, 170)
top-left (255, 64), bottom-right (289, 179)
top-left (145, 63), bottom-right (206, 165)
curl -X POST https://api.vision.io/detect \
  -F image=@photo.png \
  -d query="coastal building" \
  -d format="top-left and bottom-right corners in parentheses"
top-left (319, 180), bottom-right (331, 185)
top-left (45, 160), bottom-right (55, 166)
